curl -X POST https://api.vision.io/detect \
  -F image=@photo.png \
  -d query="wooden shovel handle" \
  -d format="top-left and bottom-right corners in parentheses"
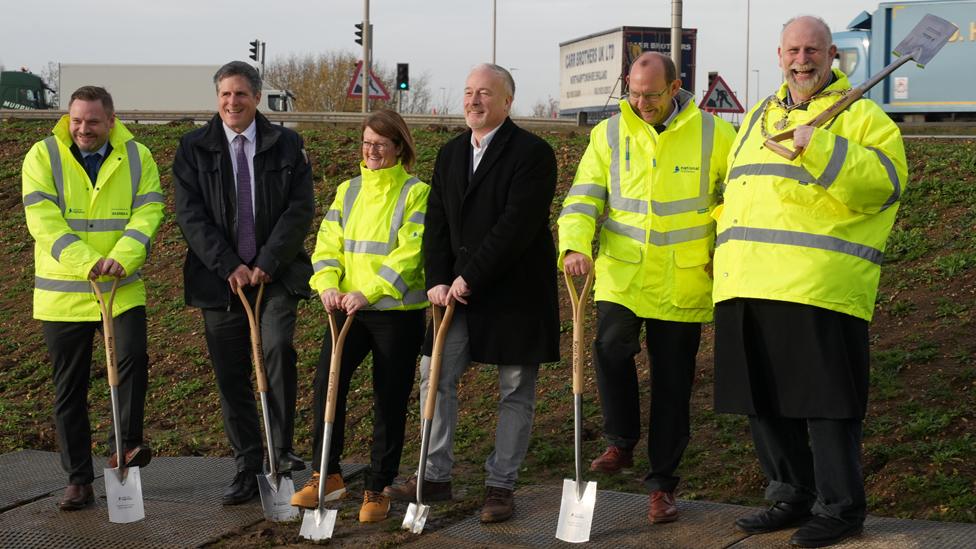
top-left (563, 270), bottom-right (594, 396)
top-left (422, 302), bottom-right (456, 420)
top-left (237, 284), bottom-right (267, 393)
top-left (324, 311), bottom-right (355, 423)
top-left (91, 278), bottom-right (120, 387)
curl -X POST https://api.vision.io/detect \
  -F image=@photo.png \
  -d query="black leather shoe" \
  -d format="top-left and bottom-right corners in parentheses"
top-left (790, 515), bottom-right (863, 547)
top-left (736, 501), bottom-right (813, 534)
top-left (58, 484), bottom-right (94, 511)
top-left (222, 471), bottom-right (259, 506)
top-left (276, 451), bottom-right (306, 473)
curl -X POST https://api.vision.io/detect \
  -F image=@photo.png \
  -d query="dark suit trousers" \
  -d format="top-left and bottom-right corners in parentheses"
top-left (312, 309), bottom-right (425, 492)
top-left (43, 306), bottom-right (148, 485)
top-left (202, 282), bottom-right (299, 473)
top-left (593, 301), bottom-right (700, 492)
top-left (749, 415), bottom-right (866, 523)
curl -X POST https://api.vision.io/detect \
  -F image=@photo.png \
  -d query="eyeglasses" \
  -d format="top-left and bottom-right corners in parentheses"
top-left (362, 140), bottom-right (393, 152)
top-left (628, 86), bottom-right (672, 103)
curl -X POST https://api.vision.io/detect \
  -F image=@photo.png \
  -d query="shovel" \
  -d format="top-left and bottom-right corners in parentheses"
top-left (299, 310), bottom-right (354, 541)
top-left (402, 301), bottom-right (456, 534)
top-left (91, 278), bottom-right (146, 524)
top-left (237, 284), bottom-right (299, 522)
top-left (555, 270), bottom-right (596, 543)
top-left (765, 13), bottom-right (958, 160)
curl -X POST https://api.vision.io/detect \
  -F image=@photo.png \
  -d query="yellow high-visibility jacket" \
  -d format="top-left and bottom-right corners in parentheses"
top-left (558, 92), bottom-right (736, 322)
top-left (310, 162), bottom-right (430, 311)
top-left (713, 69), bottom-right (908, 321)
top-left (22, 116), bottom-right (164, 321)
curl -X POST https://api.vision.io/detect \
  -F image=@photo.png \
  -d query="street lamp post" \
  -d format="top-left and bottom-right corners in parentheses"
top-left (491, 0), bottom-right (497, 64)
top-left (752, 69), bottom-right (760, 103)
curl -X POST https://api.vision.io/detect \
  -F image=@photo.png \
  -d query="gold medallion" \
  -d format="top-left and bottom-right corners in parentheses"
top-left (774, 117), bottom-right (790, 131)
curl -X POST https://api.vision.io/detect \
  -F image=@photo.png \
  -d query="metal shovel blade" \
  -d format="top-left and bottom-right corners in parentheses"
top-left (104, 466), bottom-right (145, 523)
top-left (892, 14), bottom-right (958, 67)
top-left (555, 478), bottom-right (597, 543)
top-left (402, 501), bottom-right (431, 534)
top-left (257, 473), bottom-right (299, 521)
top-left (300, 507), bottom-right (338, 540)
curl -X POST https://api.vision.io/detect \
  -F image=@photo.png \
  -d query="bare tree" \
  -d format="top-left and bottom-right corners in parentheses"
top-left (531, 96), bottom-right (560, 118)
top-left (267, 52), bottom-right (434, 113)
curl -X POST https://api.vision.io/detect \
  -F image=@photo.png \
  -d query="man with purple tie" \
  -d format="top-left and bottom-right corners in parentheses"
top-left (174, 61), bottom-right (315, 505)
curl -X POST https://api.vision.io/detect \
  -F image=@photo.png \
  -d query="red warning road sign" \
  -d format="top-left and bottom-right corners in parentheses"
top-left (346, 61), bottom-right (391, 100)
top-left (699, 75), bottom-right (744, 113)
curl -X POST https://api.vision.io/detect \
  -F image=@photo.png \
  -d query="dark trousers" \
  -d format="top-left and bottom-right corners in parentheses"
top-left (749, 415), bottom-right (866, 524)
top-left (593, 301), bottom-right (700, 492)
top-left (312, 309), bottom-right (424, 492)
top-left (202, 283), bottom-right (299, 473)
top-left (43, 306), bottom-right (148, 485)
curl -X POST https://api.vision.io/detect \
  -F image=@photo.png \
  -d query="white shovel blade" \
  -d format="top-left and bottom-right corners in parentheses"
top-left (299, 507), bottom-right (337, 540)
top-left (104, 466), bottom-right (145, 523)
top-left (555, 478), bottom-right (597, 543)
top-left (257, 474), bottom-right (299, 521)
top-left (402, 502), bottom-right (430, 533)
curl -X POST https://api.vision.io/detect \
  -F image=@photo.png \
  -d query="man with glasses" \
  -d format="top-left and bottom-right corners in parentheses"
top-left (558, 52), bottom-right (735, 524)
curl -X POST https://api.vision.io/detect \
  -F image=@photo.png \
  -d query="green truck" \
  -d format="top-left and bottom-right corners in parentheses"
top-left (0, 70), bottom-right (52, 109)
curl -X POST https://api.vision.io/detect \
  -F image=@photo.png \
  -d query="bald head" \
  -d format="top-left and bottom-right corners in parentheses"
top-left (625, 52), bottom-right (681, 125)
top-left (778, 15), bottom-right (837, 101)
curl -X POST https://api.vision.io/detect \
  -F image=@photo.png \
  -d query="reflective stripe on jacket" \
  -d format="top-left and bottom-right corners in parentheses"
top-left (713, 69), bottom-right (907, 321)
top-left (558, 91), bottom-right (736, 321)
top-left (310, 162), bottom-right (430, 311)
top-left (22, 116), bottom-right (164, 321)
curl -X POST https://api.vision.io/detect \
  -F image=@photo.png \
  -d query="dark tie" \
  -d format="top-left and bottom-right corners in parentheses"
top-left (234, 135), bottom-right (257, 264)
top-left (84, 153), bottom-right (102, 184)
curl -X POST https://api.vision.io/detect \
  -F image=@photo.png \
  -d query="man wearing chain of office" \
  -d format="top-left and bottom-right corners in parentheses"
top-left (711, 15), bottom-right (906, 548)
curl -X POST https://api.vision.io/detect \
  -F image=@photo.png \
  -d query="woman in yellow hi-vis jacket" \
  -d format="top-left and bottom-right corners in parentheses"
top-left (291, 110), bottom-right (429, 523)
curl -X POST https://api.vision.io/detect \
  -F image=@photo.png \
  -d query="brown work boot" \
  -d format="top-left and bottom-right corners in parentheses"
top-left (108, 444), bottom-right (153, 469)
top-left (290, 472), bottom-right (346, 508)
top-left (58, 484), bottom-right (94, 511)
top-left (648, 490), bottom-right (679, 524)
top-left (589, 445), bottom-right (633, 473)
top-left (382, 475), bottom-right (452, 503)
top-left (359, 490), bottom-right (391, 523)
top-left (479, 486), bottom-right (514, 523)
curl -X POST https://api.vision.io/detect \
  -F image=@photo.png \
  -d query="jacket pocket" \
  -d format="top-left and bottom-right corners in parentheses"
top-left (670, 245), bottom-right (713, 309)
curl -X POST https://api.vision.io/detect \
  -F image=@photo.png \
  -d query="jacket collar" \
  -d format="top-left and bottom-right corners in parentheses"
top-left (618, 88), bottom-right (700, 135)
top-left (359, 160), bottom-right (410, 190)
top-left (197, 111), bottom-right (281, 153)
top-left (52, 115), bottom-right (134, 149)
top-left (466, 116), bottom-right (516, 194)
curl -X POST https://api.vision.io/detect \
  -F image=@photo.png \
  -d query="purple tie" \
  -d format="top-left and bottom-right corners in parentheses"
top-left (234, 135), bottom-right (257, 264)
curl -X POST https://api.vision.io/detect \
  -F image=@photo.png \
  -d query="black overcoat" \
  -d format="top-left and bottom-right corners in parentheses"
top-left (173, 112), bottom-right (314, 309)
top-left (423, 117), bottom-right (560, 365)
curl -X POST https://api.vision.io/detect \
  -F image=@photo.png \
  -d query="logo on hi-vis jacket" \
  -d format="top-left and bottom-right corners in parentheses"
top-left (673, 165), bottom-right (699, 174)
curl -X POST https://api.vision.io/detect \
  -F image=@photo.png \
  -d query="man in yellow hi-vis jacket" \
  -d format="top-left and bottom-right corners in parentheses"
top-left (558, 52), bottom-right (735, 524)
top-left (22, 86), bottom-right (164, 510)
top-left (713, 17), bottom-right (907, 548)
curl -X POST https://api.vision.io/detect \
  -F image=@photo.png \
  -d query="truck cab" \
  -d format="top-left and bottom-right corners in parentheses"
top-left (0, 71), bottom-right (52, 109)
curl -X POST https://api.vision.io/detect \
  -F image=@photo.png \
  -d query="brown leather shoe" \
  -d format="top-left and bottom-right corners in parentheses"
top-left (58, 484), bottom-right (94, 511)
top-left (382, 475), bottom-right (452, 503)
top-left (108, 444), bottom-right (152, 469)
top-left (589, 445), bottom-right (633, 473)
top-left (479, 486), bottom-right (514, 523)
top-left (648, 490), bottom-right (678, 524)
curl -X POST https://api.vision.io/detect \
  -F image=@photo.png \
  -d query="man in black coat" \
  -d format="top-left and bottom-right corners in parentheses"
top-left (173, 61), bottom-right (314, 505)
top-left (384, 63), bottom-right (560, 523)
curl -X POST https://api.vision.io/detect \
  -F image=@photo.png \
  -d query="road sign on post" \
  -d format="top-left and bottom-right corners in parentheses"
top-left (347, 61), bottom-right (390, 100)
top-left (699, 74), bottom-right (744, 113)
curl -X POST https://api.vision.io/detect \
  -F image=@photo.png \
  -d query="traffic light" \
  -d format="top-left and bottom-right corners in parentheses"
top-left (249, 39), bottom-right (260, 62)
top-left (354, 23), bottom-right (364, 45)
top-left (396, 63), bottom-right (409, 91)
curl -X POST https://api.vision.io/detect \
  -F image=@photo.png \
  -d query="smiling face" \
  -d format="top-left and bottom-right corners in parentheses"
top-left (68, 99), bottom-right (114, 152)
top-left (463, 67), bottom-right (512, 138)
top-left (217, 74), bottom-right (260, 133)
top-left (779, 16), bottom-right (837, 102)
top-left (625, 53), bottom-right (680, 126)
top-left (362, 125), bottom-right (400, 170)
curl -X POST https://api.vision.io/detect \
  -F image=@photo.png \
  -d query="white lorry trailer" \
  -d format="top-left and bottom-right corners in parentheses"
top-left (57, 64), bottom-right (293, 112)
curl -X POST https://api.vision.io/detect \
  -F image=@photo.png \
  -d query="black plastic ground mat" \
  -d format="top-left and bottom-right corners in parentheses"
top-left (730, 513), bottom-right (976, 548)
top-left (408, 484), bottom-right (755, 548)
